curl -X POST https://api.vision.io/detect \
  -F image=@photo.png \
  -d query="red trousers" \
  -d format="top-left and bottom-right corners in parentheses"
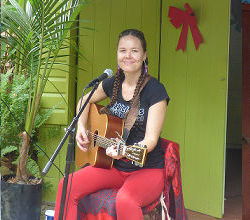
top-left (54, 166), bottom-right (164, 220)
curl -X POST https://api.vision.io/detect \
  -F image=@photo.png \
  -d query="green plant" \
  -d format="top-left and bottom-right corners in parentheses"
top-left (0, 70), bottom-right (55, 178)
top-left (1, 0), bottom-right (86, 183)
top-left (1, 70), bottom-right (59, 177)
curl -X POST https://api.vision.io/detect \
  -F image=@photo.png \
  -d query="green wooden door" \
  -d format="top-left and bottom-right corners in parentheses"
top-left (160, 0), bottom-right (230, 218)
top-left (77, 0), bottom-right (230, 218)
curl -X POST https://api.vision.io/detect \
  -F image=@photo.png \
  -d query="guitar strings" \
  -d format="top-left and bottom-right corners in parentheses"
top-left (87, 131), bottom-right (145, 150)
top-left (87, 131), bottom-right (120, 149)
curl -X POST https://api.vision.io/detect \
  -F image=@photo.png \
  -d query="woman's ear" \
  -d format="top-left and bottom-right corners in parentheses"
top-left (143, 52), bottom-right (147, 61)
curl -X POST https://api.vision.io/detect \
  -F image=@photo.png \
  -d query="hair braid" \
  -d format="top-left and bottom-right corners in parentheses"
top-left (100, 72), bottom-right (123, 114)
top-left (109, 73), bottom-right (122, 106)
top-left (129, 68), bottom-right (146, 107)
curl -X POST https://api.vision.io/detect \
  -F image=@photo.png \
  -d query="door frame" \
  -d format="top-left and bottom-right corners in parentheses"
top-left (242, 3), bottom-right (250, 220)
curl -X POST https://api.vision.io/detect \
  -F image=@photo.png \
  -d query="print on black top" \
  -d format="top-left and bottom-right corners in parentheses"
top-left (102, 76), bottom-right (170, 172)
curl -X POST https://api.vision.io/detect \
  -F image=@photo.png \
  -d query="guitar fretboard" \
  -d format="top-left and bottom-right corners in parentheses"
top-left (88, 131), bottom-right (122, 150)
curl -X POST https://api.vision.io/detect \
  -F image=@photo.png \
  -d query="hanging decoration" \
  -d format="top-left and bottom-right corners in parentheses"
top-left (168, 3), bottom-right (203, 51)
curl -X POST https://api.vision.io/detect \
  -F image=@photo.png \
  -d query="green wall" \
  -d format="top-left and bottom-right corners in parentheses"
top-left (38, 126), bottom-right (68, 201)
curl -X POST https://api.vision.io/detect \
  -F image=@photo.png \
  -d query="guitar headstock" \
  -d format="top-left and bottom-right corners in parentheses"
top-left (123, 143), bottom-right (147, 167)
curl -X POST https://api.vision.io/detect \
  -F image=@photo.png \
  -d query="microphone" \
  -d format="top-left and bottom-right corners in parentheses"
top-left (86, 69), bottom-right (113, 88)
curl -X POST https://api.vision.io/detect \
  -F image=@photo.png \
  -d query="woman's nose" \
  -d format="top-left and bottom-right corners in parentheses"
top-left (125, 51), bottom-right (132, 58)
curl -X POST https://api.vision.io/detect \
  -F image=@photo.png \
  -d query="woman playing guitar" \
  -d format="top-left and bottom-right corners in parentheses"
top-left (54, 29), bottom-right (169, 220)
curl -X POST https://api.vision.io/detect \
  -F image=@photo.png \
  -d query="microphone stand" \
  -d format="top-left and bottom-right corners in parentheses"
top-left (42, 81), bottom-right (99, 220)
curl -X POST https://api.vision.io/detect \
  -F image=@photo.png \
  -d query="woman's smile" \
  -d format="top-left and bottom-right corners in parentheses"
top-left (123, 60), bottom-right (136, 65)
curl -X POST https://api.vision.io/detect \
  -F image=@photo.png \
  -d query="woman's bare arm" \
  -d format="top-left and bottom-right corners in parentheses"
top-left (139, 100), bottom-right (167, 152)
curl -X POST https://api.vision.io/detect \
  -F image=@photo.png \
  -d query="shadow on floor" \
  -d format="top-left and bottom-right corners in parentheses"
top-left (187, 196), bottom-right (242, 220)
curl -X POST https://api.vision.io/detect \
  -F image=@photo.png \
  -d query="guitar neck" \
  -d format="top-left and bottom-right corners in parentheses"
top-left (90, 132), bottom-right (117, 150)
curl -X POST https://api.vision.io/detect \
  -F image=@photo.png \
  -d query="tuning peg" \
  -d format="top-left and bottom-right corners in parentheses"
top-left (135, 143), bottom-right (147, 149)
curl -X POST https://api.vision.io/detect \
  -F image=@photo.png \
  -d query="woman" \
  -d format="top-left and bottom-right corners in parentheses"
top-left (54, 29), bottom-right (169, 220)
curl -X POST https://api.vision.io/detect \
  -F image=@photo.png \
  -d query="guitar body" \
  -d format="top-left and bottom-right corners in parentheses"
top-left (76, 104), bottom-right (124, 169)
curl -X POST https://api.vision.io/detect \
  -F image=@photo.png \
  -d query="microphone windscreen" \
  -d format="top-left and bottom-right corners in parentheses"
top-left (104, 69), bottom-right (113, 78)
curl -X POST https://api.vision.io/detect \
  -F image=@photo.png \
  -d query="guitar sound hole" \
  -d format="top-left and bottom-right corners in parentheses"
top-left (93, 130), bottom-right (98, 146)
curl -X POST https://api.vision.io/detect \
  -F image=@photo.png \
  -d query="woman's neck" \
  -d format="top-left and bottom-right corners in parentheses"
top-left (123, 70), bottom-right (141, 86)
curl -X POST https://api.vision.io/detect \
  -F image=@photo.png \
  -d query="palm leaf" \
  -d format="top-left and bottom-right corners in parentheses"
top-left (1, 0), bottom-right (88, 181)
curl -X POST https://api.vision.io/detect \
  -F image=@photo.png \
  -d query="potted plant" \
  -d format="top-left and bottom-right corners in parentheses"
top-left (1, 0), bottom-right (86, 219)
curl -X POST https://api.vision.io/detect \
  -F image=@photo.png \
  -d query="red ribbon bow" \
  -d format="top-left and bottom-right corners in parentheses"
top-left (169, 3), bottom-right (203, 51)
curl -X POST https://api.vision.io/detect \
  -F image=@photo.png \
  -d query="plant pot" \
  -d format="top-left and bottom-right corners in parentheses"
top-left (1, 175), bottom-right (43, 220)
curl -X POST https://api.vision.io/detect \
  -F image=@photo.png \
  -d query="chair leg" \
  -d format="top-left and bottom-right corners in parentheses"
top-left (143, 208), bottom-right (161, 220)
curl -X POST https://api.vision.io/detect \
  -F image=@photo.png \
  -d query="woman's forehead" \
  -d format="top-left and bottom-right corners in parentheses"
top-left (118, 36), bottom-right (143, 48)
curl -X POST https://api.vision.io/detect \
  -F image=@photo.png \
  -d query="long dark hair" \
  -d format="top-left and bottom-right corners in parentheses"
top-left (101, 29), bottom-right (148, 114)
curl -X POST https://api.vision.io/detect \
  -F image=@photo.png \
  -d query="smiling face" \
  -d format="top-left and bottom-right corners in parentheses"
top-left (117, 35), bottom-right (146, 75)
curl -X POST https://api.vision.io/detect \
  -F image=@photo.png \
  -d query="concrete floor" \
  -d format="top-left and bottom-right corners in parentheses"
top-left (187, 196), bottom-right (242, 220)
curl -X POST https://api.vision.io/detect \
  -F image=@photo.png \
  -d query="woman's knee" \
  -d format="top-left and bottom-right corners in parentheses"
top-left (116, 190), bottom-right (143, 219)
top-left (116, 190), bottom-right (138, 207)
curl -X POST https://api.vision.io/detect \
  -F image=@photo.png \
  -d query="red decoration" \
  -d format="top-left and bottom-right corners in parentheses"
top-left (168, 3), bottom-right (203, 51)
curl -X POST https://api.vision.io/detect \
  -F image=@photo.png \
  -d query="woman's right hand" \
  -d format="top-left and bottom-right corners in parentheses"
top-left (76, 125), bottom-right (90, 152)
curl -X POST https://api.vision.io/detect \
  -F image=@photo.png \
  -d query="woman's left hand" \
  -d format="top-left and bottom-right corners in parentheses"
top-left (106, 145), bottom-right (124, 160)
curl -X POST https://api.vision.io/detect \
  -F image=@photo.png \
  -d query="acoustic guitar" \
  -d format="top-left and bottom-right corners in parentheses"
top-left (76, 104), bottom-right (147, 169)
